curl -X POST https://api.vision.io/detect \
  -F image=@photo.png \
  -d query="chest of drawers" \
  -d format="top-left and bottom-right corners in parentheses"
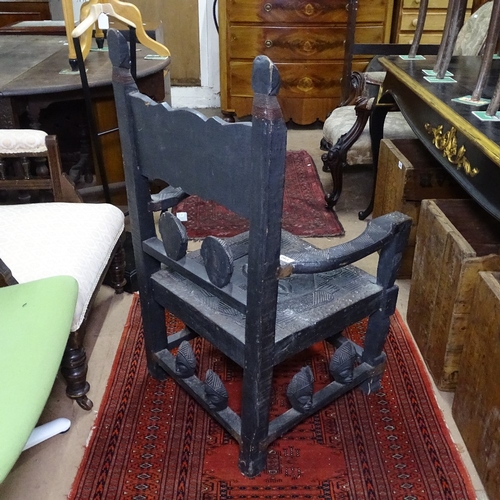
top-left (218, 0), bottom-right (393, 124)
top-left (392, 0), bottom-right (472, 44)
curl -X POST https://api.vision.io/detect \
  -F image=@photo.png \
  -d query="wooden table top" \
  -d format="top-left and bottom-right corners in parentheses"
top-left (0, 34), bottom-right (169, 97)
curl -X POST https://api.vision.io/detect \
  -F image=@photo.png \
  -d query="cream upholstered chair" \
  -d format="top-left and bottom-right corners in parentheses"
top-left (0, 128), bottom-right (126, 410)
top-left (0, 129), bottom-right (81, 203)
top-left (320, 0), bottom-right (493, 215)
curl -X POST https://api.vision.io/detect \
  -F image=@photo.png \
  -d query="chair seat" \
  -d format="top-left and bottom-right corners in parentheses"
top-left (0, 129), bottom-right (48, 155)
top-left (0, 276), bottom-right (78, 483)
top-left (323, 106), bottom-right (416, 165)
top-left (150, 231), bottom-right (383, 367)
top-left (0, 203), bottom-right (124, 331)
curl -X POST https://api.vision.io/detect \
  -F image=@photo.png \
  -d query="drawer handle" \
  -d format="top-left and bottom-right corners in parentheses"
top-left (265, 39), bottom-right (273, 48)
top-left (412, 18), bottom-right (418, 27)
top-left (415, 0), bottom-right (420, 3)
top-left (264, 3), bottom-right (272, 12)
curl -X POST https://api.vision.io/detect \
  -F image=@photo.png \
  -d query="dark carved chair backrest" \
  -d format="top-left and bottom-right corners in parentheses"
top-left (109, 28), bottom-right (287, 324)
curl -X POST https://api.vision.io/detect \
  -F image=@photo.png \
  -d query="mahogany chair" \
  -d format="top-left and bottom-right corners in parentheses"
top-left (0, 128), bottom-right (126, 410)
top-left (109, 28), bottom-right (412, 477)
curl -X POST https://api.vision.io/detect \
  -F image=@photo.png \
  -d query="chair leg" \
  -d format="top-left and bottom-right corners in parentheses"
top-left (106, 235), bottom-right (127, 294)
top-left (320, 143), bottom-right (345, 210)
top-left (60, 325), bottom-right (93, 410)
top-left (358, 104), bottom-right (391, 221)
top-left (239, 365), bottom-right (274, 477)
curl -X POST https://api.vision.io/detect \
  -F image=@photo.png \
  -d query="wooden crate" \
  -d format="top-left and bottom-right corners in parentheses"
top-left (407, 199), bottom-right (500, 391)
top-left (373, 139), bottom-right (466, 278)
top-left (452, 271), bottom-right (500, 500)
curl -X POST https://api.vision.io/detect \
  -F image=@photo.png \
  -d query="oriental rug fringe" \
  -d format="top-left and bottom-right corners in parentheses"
top-left (172, 150), bottom-right (344, 238)
top-left (70, 297), bottom-right (476, 500)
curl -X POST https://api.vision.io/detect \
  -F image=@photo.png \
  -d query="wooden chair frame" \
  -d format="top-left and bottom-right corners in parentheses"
top-left (110, 29), bottom-right (411, 476)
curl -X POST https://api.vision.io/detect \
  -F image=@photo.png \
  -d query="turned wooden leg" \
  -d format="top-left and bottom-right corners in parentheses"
top-left (0, 158), bottom-right (6, 180)
top-left (358, 287), bottom-right (398, 394)
top-left (107, 235), bottom-right (127, 294)
top-left (34, 157), bottom-right (49, 177)
top-left (60, 326), bottom-right (93, 410)
top-left (322, 149), bottom-right (344, 210)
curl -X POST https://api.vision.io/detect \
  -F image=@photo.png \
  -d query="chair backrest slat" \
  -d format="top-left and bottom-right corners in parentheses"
top-left (128, 93), bottom-right (255, 218)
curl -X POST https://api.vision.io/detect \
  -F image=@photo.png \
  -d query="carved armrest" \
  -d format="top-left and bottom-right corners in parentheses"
top-left (340, 69), bottom-right (386, 107)
top-left (278, 212), bottom-right (411, 277)
top-left (340, 71), bottom-right (369, 106)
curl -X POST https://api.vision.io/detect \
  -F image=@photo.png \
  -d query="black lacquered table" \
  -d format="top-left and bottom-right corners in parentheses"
top-left (371, 55), bottom-right (500, 221)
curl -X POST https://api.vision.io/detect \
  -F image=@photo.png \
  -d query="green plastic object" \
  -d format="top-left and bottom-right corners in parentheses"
top-left (0, 276), bottom-right (78, 483)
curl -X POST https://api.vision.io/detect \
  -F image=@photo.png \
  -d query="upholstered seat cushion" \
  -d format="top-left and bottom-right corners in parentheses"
top-left (0, 129), bottom-right (48, 155)
top-left (0, 203), bottom-right (124, 331)
top-left (322, 106), bottom-right (416, 165)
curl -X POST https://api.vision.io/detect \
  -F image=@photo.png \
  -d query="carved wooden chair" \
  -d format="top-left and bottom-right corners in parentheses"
top-left (0, 128), bottom-right (126, 410)
top-left (320, 0), bottom-right (492, 219)
top-left (109, 28), bottom-right (412, 477)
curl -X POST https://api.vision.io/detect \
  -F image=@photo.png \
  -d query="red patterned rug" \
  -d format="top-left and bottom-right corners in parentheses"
top-left (172, 150), bottom-right (344, 238)
top-left (70, 297), bottom-right (475, 500)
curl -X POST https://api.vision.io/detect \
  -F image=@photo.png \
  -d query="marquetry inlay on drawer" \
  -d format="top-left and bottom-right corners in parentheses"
top-left (227, 0), bottom-right (389, 24)
top-left (229, 62), bottom-right (342, 98)
top-left (228, 26), bottom-right (385, 61)
top-left (229, 60), bottom-right (371, 99)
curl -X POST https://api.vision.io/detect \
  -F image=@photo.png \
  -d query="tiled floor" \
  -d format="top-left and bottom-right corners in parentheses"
top-left (0, 118), bottom-right (489, 499)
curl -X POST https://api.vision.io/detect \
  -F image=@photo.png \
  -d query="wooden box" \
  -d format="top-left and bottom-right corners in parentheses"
top-left (452, 271), bottom-right (500, 500)
top-left (407, 199), bottom-right (500, 391)
top-left (373, 139), bottom-right (466, 278)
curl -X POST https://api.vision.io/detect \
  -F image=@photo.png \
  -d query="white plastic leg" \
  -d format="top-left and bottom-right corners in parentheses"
top-left (22, 418), bottom-right (71, 451)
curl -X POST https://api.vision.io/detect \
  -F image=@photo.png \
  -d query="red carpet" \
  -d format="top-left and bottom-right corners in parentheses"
top-left (70, 297), bottom-right (476, 499)
top-left (172, 150), bottom-right (344, 238)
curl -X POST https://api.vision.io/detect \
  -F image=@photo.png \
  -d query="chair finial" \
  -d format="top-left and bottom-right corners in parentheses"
top-left (251, 55), bottom-right (281, 96)
top-left (108, 29), bottom-right (131, 70)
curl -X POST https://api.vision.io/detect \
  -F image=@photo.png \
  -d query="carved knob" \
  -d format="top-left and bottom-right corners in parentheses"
top-left (264, 3), bottom-right (272, 12)
top-left (265, 39), bottom-right (273, 48)
top-left (412, 18), bottom-right (418, 27)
